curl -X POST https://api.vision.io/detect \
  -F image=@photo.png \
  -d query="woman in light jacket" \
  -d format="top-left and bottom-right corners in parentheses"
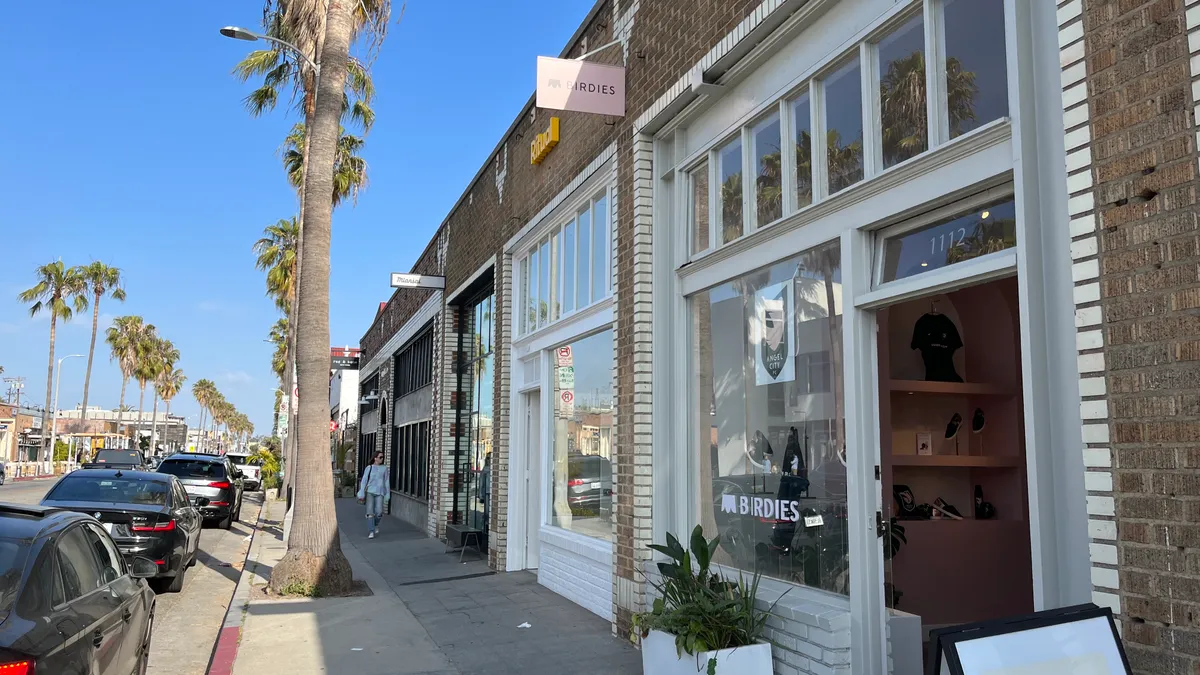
top-left (357, 451), bottom-right (390, 539)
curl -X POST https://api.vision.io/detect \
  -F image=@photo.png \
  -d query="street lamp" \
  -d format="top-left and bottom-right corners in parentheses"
top-left (47, 354), bottom-right (84, 468)
top-left (219, 26), bottom-right (320, 75)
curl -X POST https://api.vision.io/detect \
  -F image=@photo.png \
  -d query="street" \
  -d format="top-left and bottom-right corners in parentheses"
top-left (1, 476), bottom-right (263, 675)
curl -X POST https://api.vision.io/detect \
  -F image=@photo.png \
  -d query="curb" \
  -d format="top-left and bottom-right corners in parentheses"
top-left (7, 475), bottom-right (57, 483)
top-left (206, 495), bottom-right (270, 675)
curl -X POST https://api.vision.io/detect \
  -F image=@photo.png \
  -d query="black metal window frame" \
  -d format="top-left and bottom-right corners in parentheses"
top-left (390, 420), bottom-right (430, 500)
top-left (451, 286), bottom-right (494, 537)
top-left (393, 325), bottom-right (434, 398)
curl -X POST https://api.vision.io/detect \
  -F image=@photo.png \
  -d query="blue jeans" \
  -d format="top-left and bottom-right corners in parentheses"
top-left (365, 493), bottom-right (386, 535)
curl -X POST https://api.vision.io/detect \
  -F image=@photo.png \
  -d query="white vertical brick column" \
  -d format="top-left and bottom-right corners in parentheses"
top-left (1058, 0), bottom-right (1120, 615)
top-left (428, 230), bottom-right (454, 539)
top-left (490, 254), bottom-right (513, 568)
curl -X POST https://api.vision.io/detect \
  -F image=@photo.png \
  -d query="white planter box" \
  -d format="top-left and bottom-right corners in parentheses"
top-left (641, 629), bottom-right (773, 675)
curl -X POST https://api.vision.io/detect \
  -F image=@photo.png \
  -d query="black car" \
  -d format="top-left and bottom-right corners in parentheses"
top-left (41, 470), bottom-right (203, 594)
top-left (82, 450), bottom-right (146, 471)
top-left (0, 503), bottom-right (157, 675)
top-left (156, 454), bottom-right (244, 529)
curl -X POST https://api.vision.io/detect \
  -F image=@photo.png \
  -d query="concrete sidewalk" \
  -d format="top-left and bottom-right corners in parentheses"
top-left (228, 496), bottom-right (641, 675)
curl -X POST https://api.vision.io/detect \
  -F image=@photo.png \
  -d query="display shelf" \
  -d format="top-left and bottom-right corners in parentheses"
top-left (888, 379), bottom-right (1015, 396)
top-left (890, 455), bottom-right (1021, 468)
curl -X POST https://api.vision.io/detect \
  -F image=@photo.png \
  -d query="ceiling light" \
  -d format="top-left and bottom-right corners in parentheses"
top-left (981, 210), bottom-right (990, 219)
top-left (920, 262), bottom-right (929, 267)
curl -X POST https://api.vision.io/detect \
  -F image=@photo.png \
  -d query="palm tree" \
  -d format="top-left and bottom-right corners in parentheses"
top-left (157, 366), bottom-right (186, 453)
top-left (107, 316), bottom-right (151, 448)
top-left (191, 379), bottom-right (217, 452)
top-left (74, 262), bottom-right (126, 424)
top-left (281, 123), bottom-right (370, 207)
top-left (132, 325), bottom-right (162, 448)
top-left (18, 261), bottom-right (87, 457)
top-left (254, 218), bottom-right (300, 313)
top-left (149, 338), bottom-right (180, 452)
top-left (269, 318), bottom-right (289, 383)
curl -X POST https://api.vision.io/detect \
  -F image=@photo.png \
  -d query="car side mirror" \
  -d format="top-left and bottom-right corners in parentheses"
top-left (129, 557), bottom-right (159, 579)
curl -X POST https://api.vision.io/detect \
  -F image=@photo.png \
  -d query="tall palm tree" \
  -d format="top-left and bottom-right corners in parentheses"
top-left (157, 366), bottom-right (186, 453)
top-left (75, 262), bottom-right (126, 424)
top-left (281, 123), bottom-right (369, 207)
top-left (18, 260), bottom-right (87, 456)
top-left (132, 326), bottom-right (162, 449)
top-left (149, 338), bottom-right (180, 452)
top-left (191, 379), bottom-right (217, 452)
top-left (269, 318), bottom-right (289, 383)
top-left (107, 316), bottom-right (150, 448)
top-left (254, 218), bottom-right (300, 313)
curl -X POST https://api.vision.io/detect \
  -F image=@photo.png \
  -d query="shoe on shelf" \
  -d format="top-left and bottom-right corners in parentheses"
top-left (945, 413), bottom-right (962, 440)
top-left (972, 408), bottom-right (985, 434)
top-left (933, 497), bottom-right (963, 520)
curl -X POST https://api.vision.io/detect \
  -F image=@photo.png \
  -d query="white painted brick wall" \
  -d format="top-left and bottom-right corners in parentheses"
top-left (538, 529), bottom-right (614, 621)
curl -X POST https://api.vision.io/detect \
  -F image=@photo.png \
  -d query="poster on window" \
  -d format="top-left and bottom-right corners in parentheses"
top-left (754, 280), bottom-right (795, 386)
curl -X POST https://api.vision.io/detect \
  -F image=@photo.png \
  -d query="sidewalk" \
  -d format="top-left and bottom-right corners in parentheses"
top-left (228, 496), bottom-right (641, 675)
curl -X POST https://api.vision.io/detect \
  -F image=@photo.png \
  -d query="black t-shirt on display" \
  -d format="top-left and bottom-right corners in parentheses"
top-left (910, 312), bottom-right (963, 382)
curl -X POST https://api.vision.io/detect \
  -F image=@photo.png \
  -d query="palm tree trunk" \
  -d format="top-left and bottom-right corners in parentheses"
top-left (197, 407), bottom-right (206, 452)
top-left (165, 399), bottom-right (172, 452)
top-left (80, 294), bottom-right (101, 423)
top-left (42, 316), bottom-right (57, 463)
top-left (137, 384), bottom-right (146, 451)
top-left (271, 0), bottom-right (354, 595)
top-left (150, 387), bottom-right (160, 454)
top-left (117, 375), bottom-right (129, 448)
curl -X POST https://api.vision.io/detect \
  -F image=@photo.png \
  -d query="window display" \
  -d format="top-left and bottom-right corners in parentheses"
top-left (454, 293), bottom-right (494, 539)
top-left (693, 240), bottom-right (847, 594)
top-left (550, 328), bottom-right (614, 541)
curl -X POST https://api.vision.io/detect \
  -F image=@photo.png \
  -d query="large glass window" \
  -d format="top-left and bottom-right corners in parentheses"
top-left (452, 292), bottom-right (494, 540)
top-left (824, 58), bottom-right (864, 195)
top-left (879, 198), bottom-right (1017, 284)
top-left (752, 114), bottom-right (783, 228)
top-left (690, 162), bottom-right (710, 254)
top-left (516, 189), bottom-right (612, 335)
top-left (944, 0), bottom-right (1008, 138)
top-left (718, 136), bottom-right (745, 244)
top-left (791, 93), bottom-right (813, 209)
top-left (550, 328), bottom-right (615, 541)
top-left (878, 13), bottom-right (927, 168)
top-left (692, 240), bottom-right (847, 594)
top-left (392, 421), bottom-right (430, 500)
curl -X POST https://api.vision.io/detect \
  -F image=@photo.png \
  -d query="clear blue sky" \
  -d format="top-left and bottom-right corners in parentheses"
top-left (0, 0), bottom-right (595, 434)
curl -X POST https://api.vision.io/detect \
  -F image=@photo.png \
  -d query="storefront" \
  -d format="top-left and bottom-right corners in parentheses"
top-left (640, 0), bottom-right (1088, 671)
top-left (449, 280), bottom-right (496, 550)
top-left (505, 152), bottom-right (617, 619)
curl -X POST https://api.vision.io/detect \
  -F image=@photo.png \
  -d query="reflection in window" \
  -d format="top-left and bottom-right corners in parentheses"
top-left (538, 238), bottom-right (550, 329)
top-left (593, 194), bottom-right (609, 302)
top-left (718, 137), bottom-right (744, 244)
top-left (824, 59), bottom-right (864, 194)
top-left (752, 114), bottom-right (783, 227)
top-left (791, 93), bottom-right (813, 209)
top-left (562, 220), bottom-right (576, 315)
top-left (879, 14), bottom-right (927, 168)
top-left (551, 329), bottom-right (614, 541)
top-left (455, 294), bottom-right (494, 539)
top-left (880, 199), bottom-right (1017, 283)
top-left (692, 240), bottom-right (847, 594)
top-left (550, 231), bottom-right (561, 321)
top-left (527, 248), bottom-right (538, 332)
top-left (945, 0), bottom-right (1007, 138)
top-left (578, 206), bottom-right (592, 306)
top-left (691, 162), bottom-right (710, 254)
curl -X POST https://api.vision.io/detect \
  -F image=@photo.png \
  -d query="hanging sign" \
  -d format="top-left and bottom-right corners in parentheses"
top-left (390, 273), bottom-right (445, 290)
top-left (560, 390), bottom-right (575, 418)
top-left (753, 280), bottom-right (796, 386)
top-left (556, 345), bottom-right (573, 367)
top-left (557, 366), bottom-right (575, 389)
top-left (536, 56), bottom-right (626, 117)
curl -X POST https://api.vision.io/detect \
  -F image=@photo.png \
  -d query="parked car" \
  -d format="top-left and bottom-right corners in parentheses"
top-left (225, 453), bottom-right (261, 491)
top-left (566, 454), bottom-right (613, 516)
top-left (40, 469), bottom-right (202, 593)
top-left (155, 453), bottom-right (244, 529)
top-left (82, 450), bottom-right (146, 471)
top-left (0, 465), bottom-right (5, 486)
top-left (0, 502), bottom-right (157, 675)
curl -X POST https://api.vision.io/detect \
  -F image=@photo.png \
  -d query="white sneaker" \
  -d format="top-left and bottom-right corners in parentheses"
top-left (368, 532), bottom-right (375, 539)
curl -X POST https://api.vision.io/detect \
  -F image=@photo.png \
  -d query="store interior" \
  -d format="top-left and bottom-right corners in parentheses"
top-left (878, 276), bottom-right (1034, 648)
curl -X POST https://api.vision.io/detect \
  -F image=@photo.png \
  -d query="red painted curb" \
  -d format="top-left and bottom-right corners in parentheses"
top-left (8, 476), bottom-right (55, 482)
top-left (208, 626), bottom-right (241, 675)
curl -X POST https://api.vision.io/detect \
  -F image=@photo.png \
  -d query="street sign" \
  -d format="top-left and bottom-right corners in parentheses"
top-left (557, 365), bottom-right (575, 389)
top-left (390, 273), bottom-right (446, 290)
top-left (556, 346), bottom-right (573, 367)
top-left (560, 390), bottom-right (575, 418)
top-left (331, 355), bottom-right (360, 370)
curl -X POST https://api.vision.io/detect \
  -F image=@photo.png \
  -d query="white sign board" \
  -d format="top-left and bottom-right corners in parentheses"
top-left (390, 273), bottom-right (446, 290)
top-left (557, 366), bottom-right (575, 389)
top-left (560, 390), bottom-right (575, 418)
top-left (951, 616), bottom-right (1129, 675)
top-left (536, 56), bottom-right (626, 117)
top-left (556, 346), bottom-right (573, 367)
top-left (753, 280), bottom-right (796, 386)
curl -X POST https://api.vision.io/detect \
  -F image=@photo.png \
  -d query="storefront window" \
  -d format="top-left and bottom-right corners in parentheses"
top-left (945, 0), bottom-right (1008, 138)
top-left (879, 198), bottom-right (1016, 284)
top-left (690, 162), bottom-right (710, 254)
top-left (455, 293), bottom-right (494, 538)
top-left (791, 93), bottom-right (813, 209)
top-left (878, 13), bottom-right (927, 168)
top-left (824, 58), bottom-right (864, 195)
top-left (717, 136), bottom-right (744, 244)
top-left (752, 113), bottom-right (783, 228)
top-left (592, 194), bottom-right (609, 302)
top-left (693, 240), bottom-right (848, 594)
top-left (550, 328), bottom-right (614, 541)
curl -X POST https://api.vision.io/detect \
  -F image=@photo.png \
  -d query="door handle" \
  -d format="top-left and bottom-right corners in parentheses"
top-left (93, 630), bottom-right (104, 647)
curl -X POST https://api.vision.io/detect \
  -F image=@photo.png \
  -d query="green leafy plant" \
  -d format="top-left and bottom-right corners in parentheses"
top-left (632, 526), bottom-right (780, 675)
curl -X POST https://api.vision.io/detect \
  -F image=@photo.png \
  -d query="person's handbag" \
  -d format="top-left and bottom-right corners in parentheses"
top-left (356, 465), bottom-right (370, 504)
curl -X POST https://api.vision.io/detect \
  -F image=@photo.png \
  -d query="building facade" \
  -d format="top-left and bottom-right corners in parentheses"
top-left (352, 0), bottom-right (1200, 672)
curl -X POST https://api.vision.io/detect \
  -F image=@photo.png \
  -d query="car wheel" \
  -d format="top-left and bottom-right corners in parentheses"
top-left (218, 513), bottom-right (232, 530)
top-left (163, 564), bottom-right (186, 593)
top-left (136, 612), bottom-right (153, 675)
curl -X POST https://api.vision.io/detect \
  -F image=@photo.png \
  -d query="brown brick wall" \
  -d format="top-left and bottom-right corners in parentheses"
top-left (1086, 0), bottom-right (1200, 671)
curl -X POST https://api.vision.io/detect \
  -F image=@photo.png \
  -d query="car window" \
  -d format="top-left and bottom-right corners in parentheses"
top-left (0, 538), bottom-right (30, 616)
top-left (46, 475), bottom-right (169, 505)
top-left (158, 459), bottom-right (226, 479)
top-left (56, 527), bottom-right (103, 602)
top-left (14, 545), bottom-right (57, 616)
top-left (83, 525), bottom-right (123, 584)
top-left (175, 480), bottom-right (191, 507)
top-left (92, 450), bottom-right (143, 465)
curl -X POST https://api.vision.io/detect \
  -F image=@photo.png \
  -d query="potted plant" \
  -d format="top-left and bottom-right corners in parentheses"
top-left (632, 526), bottom-right (777, 675)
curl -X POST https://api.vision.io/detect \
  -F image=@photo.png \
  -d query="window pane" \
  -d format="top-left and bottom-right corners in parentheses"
top-left (792, 93), bottom-right (813, 209)
top-left (718, 138), bottom-right (744, 244)
top-left (551, 329), bottom-right (614, 541)
top-left (57, 527), bottom-right (103, 601)
top-left (562, 219), bottom-right (576, 314)
top-left (690, 162), bottom-right (710, 254)
top-left (880, 198), bottom-right (1016, 283)
top-left (538, 239), bottom-right (550, 328)
top-left (577, 206), bottom-right (592, 306)
top-left (692, 240), bottom-right (847, 594)
top-left (528, 248), bottom-right (538, 332)
top-left (593, 194), bottom-right (609, 302)
top-left (945, 0), bottom-right (1008, 138)
top-left (550, 231), bottom-right (561, 321)
top-left (879, 13), bottom-right (927, 168)
top-left (752, 114), bottom-right (783, 228)
top-left (824, 59), bottom-right (864, 194)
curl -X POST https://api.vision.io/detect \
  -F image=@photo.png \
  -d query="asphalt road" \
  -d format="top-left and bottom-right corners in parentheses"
top-left (1, 476), bottom-right (263, 675)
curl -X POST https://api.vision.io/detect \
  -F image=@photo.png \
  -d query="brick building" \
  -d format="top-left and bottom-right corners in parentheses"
top-left (348, 0), bottom-right (1200, 671)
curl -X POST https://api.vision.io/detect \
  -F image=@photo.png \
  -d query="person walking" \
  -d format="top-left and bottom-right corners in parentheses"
top-left (356, 451), bottom-right (390, 539)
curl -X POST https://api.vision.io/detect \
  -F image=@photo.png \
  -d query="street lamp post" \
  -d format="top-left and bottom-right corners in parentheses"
top-left (219, 26), bottom-right (320, 75)
top-left (47, 354), bottom-right (84, 471)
